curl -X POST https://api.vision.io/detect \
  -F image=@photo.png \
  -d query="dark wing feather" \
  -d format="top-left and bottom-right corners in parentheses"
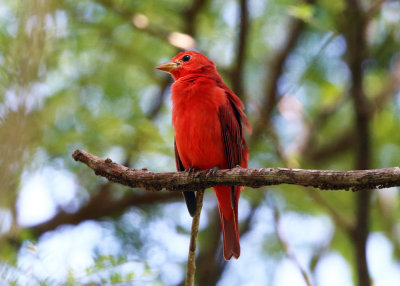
top-left (219, 96), bottom-right (244, 208)
top-left (174, 139), bottom-right (197, 217)
top-left (219, 97), bottom-right (243, 169)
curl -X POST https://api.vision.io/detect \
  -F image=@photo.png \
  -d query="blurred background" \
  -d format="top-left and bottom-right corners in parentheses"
top-left (1, 0), bottom-right (400, 285)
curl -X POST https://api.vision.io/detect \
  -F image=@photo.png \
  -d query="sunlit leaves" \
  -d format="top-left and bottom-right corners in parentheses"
top-left (287, 4), bottom-right (315, 23)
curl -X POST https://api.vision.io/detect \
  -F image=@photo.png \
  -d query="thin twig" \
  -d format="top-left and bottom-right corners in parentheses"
top-left (303, 57), bottom-right (399, 162)
top-left (185, 190), bottom-right (205, 286)
top-left (250, 7), bottom-right (310, 144)
top-left (194, 206), bottom-right (226, 286)
top-left (269, 196), bottom-right (312, 286)
top-left (147, 76), bottom-right (172, 120)
top-left (307, 191), bottom-right (353, 234)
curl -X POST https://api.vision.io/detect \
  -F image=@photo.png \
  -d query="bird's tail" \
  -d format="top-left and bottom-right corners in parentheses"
top-left (214, 186), bottom-right (241, 260)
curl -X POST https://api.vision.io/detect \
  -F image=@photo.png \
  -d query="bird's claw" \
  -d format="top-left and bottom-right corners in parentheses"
top-left (206, 166), bottom-right (220, 176)
top-left (185, 167), bottom-right (199, 174)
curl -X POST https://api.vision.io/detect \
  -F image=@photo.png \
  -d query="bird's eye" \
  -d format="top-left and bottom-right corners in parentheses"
top-left (182, 55), bottom-right (191, 62)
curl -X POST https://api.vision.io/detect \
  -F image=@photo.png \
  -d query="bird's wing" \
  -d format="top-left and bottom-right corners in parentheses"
top-left (174, 138), bottom-right (197, 217)
top-left (218, 98), bottom-right (243, 169)
top-left (218, 94), bottom-right (245, 213)
top-left (217, 79), bottom-right (251, 133)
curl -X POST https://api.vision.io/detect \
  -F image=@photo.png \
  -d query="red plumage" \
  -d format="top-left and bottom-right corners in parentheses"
top-left (156, 51), bottom-right (250, 260)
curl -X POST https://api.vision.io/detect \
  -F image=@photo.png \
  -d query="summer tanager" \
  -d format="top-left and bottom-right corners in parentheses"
top-left (156, 51), bottom-right (250, 260)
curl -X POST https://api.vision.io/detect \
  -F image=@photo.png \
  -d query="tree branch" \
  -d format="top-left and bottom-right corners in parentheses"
top-left (307, 191), bottom-right (353, 234)
top-left (270, 199), bottom-right (312, 286)
top-left (72, 149), bottom-right (400, 192)
top-left (250, 8), bottom-right (309, 144)
top-left (195, 206), bottom-right (226, 286)
top-left (345, 0), bottom-right (371, 285)
top-left (230, 0), bottom-right (250, 100)
top-left (31, 186), bottom-right (179, 236)
top-left (183, 0), bottom-right (209, 37)
top-left (185, 190), bottom-right (204, 286)
top-left (302, 71), bottom-right (399, 163)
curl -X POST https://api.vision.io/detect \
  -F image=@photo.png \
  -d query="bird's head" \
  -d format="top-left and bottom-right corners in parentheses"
top-left (155, 51), bottom-right (216, 80)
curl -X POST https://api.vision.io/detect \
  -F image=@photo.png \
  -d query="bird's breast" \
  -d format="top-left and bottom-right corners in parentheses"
top-left (171, 80), bottom-right (227, 170)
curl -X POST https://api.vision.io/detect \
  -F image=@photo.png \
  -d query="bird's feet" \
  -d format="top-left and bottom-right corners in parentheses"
top-left (206, 166), bottom-right (220, 176)
top-left (185, 167), bottom-right (199, 174)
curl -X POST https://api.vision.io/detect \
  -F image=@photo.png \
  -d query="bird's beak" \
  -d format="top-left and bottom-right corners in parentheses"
top-left (155, 61), bottom-right (179, 73)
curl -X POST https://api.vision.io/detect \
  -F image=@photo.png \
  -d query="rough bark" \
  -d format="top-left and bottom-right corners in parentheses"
top-left (72, 149), bottom-right (400, 192)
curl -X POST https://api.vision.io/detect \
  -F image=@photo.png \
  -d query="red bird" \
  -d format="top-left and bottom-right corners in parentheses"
top-left (156, 51), bottom-right (250, 260)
